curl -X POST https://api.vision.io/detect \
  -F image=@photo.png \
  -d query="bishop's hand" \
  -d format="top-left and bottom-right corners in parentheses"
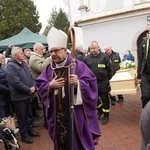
top-left (70, 74), bottom-right (78, 87)
top-left (49, 76), bottom-right (65, 89)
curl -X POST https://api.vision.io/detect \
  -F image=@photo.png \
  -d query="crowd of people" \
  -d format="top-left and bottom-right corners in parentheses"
top-left (1, 24), bottom-right (150, 149)
top-left (0, 43), bottom-right (52, 144)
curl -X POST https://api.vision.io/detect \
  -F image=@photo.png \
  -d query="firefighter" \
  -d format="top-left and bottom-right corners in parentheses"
top-left (84, 41), bottom-right (113, 125)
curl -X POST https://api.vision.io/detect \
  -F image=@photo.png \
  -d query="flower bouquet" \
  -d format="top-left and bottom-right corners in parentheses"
top-left (120, 60), bottom-right (136, 69)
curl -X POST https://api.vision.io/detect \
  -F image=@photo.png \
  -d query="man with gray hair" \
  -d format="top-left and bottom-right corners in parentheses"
top-left (75, 44), bottom-right (87, 62)
top-left (29, 42), bottom-right (51, 79)
top-left (104, 45), bottom-right (124, 105)
top-left (6, 47), bottom-right (41, 144)
top-left (29, 42), bottom-right (51, 129)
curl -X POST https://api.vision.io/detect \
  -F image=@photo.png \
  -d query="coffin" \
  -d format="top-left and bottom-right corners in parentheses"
top-left (110, 68), bottom-right (140, 95)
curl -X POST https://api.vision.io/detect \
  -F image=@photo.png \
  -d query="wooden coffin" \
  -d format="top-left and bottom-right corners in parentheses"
top-left (110, 68), bottom-right (140, 95)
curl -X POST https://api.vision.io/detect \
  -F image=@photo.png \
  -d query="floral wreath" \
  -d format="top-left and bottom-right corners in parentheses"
top-left (120, 60), bottom-right (136, 69)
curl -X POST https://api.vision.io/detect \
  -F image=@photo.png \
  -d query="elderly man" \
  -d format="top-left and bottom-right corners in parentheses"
top-left (29, 42), bottom-right (51, 129)
top-left (36, 27), bottom-right (101, 150)
top-left (75, 44), bottom-right (87, 62)
top-left (104, 46), bottom-right (124, 105)
top-left (29, 43), bottom-right (51, 79)
top-left (6, 47), bottom-right (41, 144)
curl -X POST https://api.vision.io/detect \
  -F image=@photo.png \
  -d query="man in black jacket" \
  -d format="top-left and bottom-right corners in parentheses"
top-left (104, 46), bottom-right (124, 105)
top-left (6, 47), bottom-right (41, 144)
top-left (137, 24), bottom-right (150, 109)
top-left (75, 44), bottom-right (87, 62)
top-left (84, 41), bottom-right (113, 125)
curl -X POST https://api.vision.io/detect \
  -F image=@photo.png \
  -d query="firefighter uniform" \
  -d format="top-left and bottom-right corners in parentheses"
top-left (85, 50), bottom-right (113, 124)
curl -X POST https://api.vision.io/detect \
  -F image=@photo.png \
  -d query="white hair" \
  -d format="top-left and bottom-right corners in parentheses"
top-left (76, 44), bottom-right (83, 51)
top-left (11, 47), bottom-right (21, 58)
top-left (104, 45), bottom-right (112, 50)
top-left (33, 42), bottom-right (44, 51)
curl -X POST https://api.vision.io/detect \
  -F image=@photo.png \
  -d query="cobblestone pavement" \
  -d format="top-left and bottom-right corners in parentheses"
top-left (0, 90), bottom-right (142, 150)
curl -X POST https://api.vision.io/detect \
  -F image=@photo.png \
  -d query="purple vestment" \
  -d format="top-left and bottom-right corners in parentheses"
top-left (36, 53), bottom-right (101, 150)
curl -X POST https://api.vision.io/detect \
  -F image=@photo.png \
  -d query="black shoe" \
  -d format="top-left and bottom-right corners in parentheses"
top-left (21, 137), bottom-right (33, 144)
top-left (102, 116), bottom-right (109, 125)
top-left (117, 98), bottom-right (124, 102)
top-left (28, 131), bottom-right (41, 137)
top-left (32, 123), bottom-right (39, 128)
top-left (111, 100), bottom-right (116, 106)
top-left (97, 111), bottom-right (103, 120)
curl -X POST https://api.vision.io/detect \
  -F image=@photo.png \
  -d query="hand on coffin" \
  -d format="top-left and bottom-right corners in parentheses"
top-left (137, 79), bottom-right (141, 84)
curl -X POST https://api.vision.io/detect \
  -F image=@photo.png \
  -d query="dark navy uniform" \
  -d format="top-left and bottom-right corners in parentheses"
top-left (85, 51), bottom-right (113, 124)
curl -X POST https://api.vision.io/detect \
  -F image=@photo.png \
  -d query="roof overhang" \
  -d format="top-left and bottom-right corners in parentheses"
top-left (74, 6), bottom-right (150, 27)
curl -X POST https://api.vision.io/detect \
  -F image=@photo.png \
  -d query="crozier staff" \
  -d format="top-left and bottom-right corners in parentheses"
top-left (68, 27), bottom-right (76, 149)
top-left (36, 27), bottom-right (101, 150)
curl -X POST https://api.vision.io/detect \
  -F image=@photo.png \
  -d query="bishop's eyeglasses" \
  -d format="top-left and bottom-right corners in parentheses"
top-left (49, 48), bottom-right (64, 54)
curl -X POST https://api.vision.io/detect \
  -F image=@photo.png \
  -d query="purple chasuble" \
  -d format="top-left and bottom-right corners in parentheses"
top-left (36, 53), bottom-right (101, 150)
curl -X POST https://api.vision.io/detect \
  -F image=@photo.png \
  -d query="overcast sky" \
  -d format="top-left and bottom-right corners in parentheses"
top-left (32, 0), bottom-right (66, 33)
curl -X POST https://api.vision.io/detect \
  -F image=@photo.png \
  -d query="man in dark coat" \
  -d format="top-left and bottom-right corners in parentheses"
top-left (104, 46), bottom-right (124, 105)
top-left (75, 44), bottom-right (86, 62)
top-left (6, 47), bottom-right (41, 144)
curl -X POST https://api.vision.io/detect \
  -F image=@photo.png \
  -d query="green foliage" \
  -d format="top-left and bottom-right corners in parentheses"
top-left (0, 0), bottom-right (42, 40)
top-left (47, 8), bottom-right (70, 48)
top-left (47, 8), bottom-right (58, 28)
top-left (53, 8), bottom-right (70, 34)
top-left (47, 8), bottom-right (70, 35)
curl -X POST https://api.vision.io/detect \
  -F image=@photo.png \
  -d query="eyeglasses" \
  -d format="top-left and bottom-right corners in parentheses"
top-left (49, 48), bottom-right (64, 54)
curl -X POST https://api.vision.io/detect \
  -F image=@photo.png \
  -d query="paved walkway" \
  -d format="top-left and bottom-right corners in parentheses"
top-left (1, 90), bottom-right (142, 150)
